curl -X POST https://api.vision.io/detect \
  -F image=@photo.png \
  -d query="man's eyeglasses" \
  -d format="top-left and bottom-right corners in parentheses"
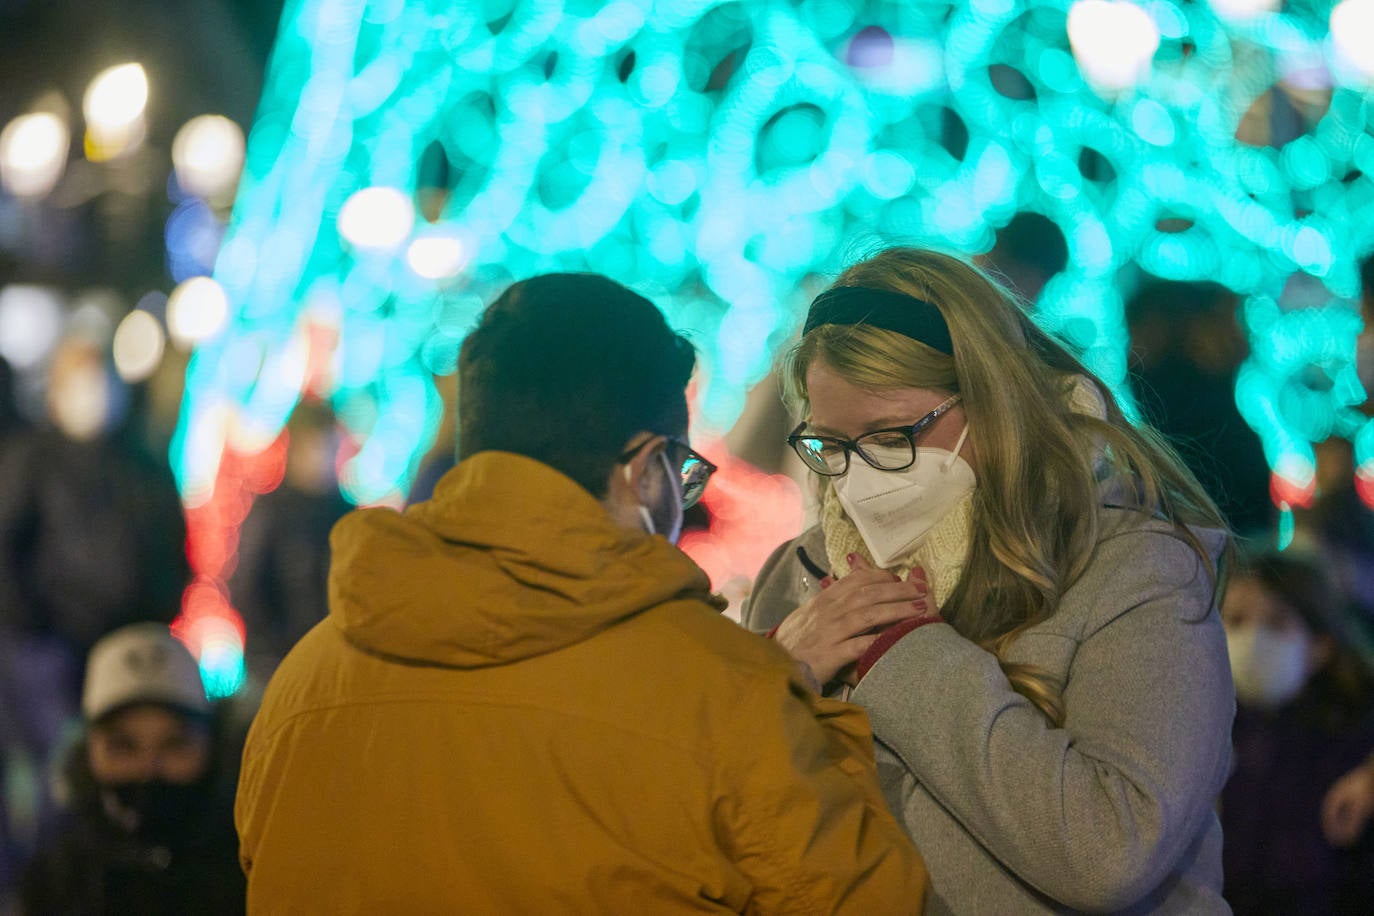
top-left (618, 437), bottom-right (718, 509)
top-left (787, 394), bottom-right (962, 477)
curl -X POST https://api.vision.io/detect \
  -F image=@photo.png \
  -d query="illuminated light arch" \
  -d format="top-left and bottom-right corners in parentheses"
top-left (172, 0), bottom-right (1374, 693)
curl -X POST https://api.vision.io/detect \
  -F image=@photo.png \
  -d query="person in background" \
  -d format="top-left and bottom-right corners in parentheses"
top-left (0, 334), bottom-right (189, 882)
top-left (1126, 276), bottom-right (1274, 538)
top-left (744, 248), bottom-right (1234, 913)
top-left (1292, 252), bottom-right (1374, 637)
top-left (0, 353), bottom-right (27, 902)
top-left (0, 355), bottom-right (22, 440)
top-left (977, 211), bottom-right (1068, 307)
top-left (1293, 437), bottom-right (1374, 642)
top-left (20, 622), bottom-right (244, 915)
top-left (229, 399), bottom-right (351, 686)
top-left (235, 273), bottom-right (927, 912)
top-left (1220, 550), bottom-right (1374, 914)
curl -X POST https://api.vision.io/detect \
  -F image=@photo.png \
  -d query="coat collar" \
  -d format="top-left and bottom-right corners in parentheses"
top-left (329, 452), bottom-right (717, 668)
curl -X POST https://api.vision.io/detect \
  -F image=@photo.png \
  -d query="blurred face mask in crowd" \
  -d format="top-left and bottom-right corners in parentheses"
top-left (1222, 576), bottom-right (1320, 709)
top-left (1226, 625), bottom-right (1311, 708)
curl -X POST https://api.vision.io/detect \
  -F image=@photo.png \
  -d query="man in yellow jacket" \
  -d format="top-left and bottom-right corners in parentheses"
top-left (235, 273), bottom-right (926, 913)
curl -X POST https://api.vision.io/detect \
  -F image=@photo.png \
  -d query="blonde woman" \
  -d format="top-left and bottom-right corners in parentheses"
top-left (742, 249), bottom-right (1235, 914)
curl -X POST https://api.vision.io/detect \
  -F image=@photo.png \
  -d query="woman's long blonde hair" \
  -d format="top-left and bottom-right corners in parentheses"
top-left (783, 248), bottom-right (1229, 724)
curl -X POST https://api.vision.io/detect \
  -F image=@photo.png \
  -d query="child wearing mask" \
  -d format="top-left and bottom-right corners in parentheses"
top-left (1221, 550), bottom-right (1374, 913)
top-left (20, 623), bottom-right (244, 916)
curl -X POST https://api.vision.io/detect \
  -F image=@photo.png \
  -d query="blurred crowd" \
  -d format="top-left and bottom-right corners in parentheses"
top-left (0, 245), bottom-right (1371, 914)
top-left (0, 321), bottom-right (346, 913)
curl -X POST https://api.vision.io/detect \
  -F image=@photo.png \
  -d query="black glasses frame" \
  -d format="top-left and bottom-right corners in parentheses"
top-left (786, 394), bottom-right (962, 477)
top-left (618, 436), bottom-right (718, 509)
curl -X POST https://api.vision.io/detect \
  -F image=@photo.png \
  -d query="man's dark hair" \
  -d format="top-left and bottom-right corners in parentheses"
top-left (457, 273), bottom-right (696, 497)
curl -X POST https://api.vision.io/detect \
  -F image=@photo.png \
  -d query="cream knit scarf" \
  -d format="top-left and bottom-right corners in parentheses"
top-left (820, 484), bottom-right (974, 608)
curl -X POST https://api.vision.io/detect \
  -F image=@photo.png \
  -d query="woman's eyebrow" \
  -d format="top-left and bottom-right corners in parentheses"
top-left (805, 415), bottom-right (916, 436)
top-left (864, 415), bottom-right (920, 430)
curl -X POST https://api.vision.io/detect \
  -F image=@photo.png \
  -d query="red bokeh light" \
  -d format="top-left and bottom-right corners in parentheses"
top-left (174, 433), bottom-right (288, 662)
top-left (1270, 469), bottom-right (1316, 510)
top-left (678, 438), bottom-right (805, 614)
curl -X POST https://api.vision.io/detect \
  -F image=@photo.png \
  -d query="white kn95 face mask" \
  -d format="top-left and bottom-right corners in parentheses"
top-left (832, 423), bottom-right (975, 567)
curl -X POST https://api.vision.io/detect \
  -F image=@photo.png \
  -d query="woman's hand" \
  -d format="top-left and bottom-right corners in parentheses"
top-left (773, 555), bottom-right (930, 685)
top-left (1321, 757), bottom-right (1374, 847)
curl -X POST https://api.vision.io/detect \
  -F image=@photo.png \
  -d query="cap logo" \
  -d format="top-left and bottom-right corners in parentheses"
top-left (124, 643), bottom-right (169, 676)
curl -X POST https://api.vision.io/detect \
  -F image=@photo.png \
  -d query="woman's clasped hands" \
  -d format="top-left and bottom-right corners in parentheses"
top-left (774, 555), bottom-right (933, 686)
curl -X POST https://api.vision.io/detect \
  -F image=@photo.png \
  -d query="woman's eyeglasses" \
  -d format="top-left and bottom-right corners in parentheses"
top-left (787, 394), bottom-right (962, 477)
top-left (618, 437), bottom-right (718, 509)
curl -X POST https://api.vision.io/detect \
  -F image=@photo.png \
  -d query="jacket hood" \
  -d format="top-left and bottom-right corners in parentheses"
top-left (328, 451), bottom-right (717, 668)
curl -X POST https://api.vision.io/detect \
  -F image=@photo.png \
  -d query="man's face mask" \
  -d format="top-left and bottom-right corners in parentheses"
top-left (626, 448), bottom-right (683, 544)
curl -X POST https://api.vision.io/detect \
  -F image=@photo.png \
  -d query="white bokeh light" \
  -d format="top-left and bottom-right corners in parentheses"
top-left (406, 233), bottom-right (468, 279)
top-left (0, 112), bottom-right (70, 198)
top-left (172, 115), bottom-right (246, 201)
top-left (112, 309), bottom-right (166, 382)
top-left (1067, 0), bottom-right (1161, 94)
top-left (337, 187), bottom-right (415, 250)
top-left (179, 400), bottom-right (230, 508)
top-left (83, 63), bottom-right (149, 159)
top-left (166, 276), bottom-right (230, 349)
top-left (0, 285), bottom-right (65, 370)
top-left (1331, 0), bottom-right (1374, 81)
top-left (1208, 0), bottom-right (1280, 22)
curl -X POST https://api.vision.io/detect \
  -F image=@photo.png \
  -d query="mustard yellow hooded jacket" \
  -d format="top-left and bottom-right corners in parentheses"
top-left (236, 452), bottom-right (925, 914)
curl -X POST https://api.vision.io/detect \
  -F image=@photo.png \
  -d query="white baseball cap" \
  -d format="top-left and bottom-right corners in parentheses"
top-left (82, 623), bottom-right (211, 722)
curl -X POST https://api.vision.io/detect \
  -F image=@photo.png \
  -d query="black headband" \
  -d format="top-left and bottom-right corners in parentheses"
top-left (802, 286), bottom-right (954, 356)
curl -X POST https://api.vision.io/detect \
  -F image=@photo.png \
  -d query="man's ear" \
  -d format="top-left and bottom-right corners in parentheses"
top-left (608, 433), bottom-right (663, 497)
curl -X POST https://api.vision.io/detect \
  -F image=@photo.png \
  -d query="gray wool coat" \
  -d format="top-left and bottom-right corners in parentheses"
top-left (741, 508), bottom-right (1234, 915)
